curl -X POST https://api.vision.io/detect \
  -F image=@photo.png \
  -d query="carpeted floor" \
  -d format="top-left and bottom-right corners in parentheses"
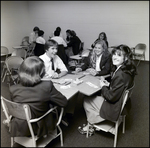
top-left (1, 60), bottom-right (149, 147)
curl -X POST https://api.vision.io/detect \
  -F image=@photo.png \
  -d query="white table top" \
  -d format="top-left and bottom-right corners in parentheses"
top-left (12, 45), bottom-right (28, 49)
top-left (41, 73), bottom-right (102, 99)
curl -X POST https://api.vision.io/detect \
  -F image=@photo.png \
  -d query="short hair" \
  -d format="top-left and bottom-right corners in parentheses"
top-left (66, 29), bottom-right (71, 33)
top-left (33, 26), bottom-right (40, 32)
top-left (38, 30), bottom-right (44, 36)
top-left (44, 39), bottom-right (58, 52)
top-left (18, 56), bottom-right (45, 86)
top-left (54, 30), bottom-right (60, 36)
top-left (56, 27), bottom-right (61, 32)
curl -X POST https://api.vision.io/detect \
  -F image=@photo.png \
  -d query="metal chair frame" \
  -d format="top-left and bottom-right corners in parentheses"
top-left (1, 46), bottom-right (9, 79)
top-left (1, 96), bottom-right (64, 147)
top-left (2, 56), bottom-right (23, 85)
top-left (86, 83), bottom-right (135, 147)
top-left (131, 43), bottom-right (146, 66)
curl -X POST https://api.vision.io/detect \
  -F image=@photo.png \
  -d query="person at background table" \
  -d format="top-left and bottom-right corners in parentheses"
top-left (78, 44), bottom-right (137, 135)
top-left (9, 56), bottom-right (68, 138)
top-left (39, 39), bottom-right (68, 79)
top-left (75, 40), bottom-right (112, 79)
top-left (91, 32), bottom-right (108, 50)
top-left (34, 30), bottom-right (46, 56)
top-left (51, 30), bottom-right (67, 48)
top-left (49, 26), bottom-right (63, 39)
top-left (65, 29), bottom-right (72, 43)
top-left (29, 26), bottom-right (40, 49)
top-left (51, 30), bottom-right (68, 65)
top-left (67, 30), bottom-right (82, 55)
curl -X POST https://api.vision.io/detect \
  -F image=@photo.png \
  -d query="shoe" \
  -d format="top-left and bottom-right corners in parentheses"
top-left (78, 124), bottom-right (95, 136)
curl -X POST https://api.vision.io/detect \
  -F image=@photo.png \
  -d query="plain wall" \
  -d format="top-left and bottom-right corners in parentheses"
top-left (1, 1), bottom-right (31, 53)
top-left (1, 1), bottom-right (149, 61)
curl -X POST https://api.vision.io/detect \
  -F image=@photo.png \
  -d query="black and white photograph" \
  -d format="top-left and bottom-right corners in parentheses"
top-left (1, 1), bottom-right (149, 147)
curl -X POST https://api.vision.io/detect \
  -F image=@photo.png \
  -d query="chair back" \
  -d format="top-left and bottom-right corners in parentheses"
top-left (120, 82), bottom-right (135, 114)
top-left (5, 56), bottom-right (24, 70)
top-left (21, 36), bottom-right (30, 46)
top-left (135, 43), bottom-right (146, 50)
top-left (135, 43), bottom-right (146, 54)
top-left (1, 96), bottom-right (31, 120)
top-left (11, 49), bottom-right (27, 59)
top-left (1, 46), bottom-right (9, 55)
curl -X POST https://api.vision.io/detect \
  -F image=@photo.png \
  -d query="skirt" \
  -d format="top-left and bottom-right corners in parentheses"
top-left (83, 95), bottom-right (105, 124)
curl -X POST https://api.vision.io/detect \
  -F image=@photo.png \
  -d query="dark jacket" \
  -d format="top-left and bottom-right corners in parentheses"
top-left (81, 50), bottom-right (112, 76)
top-left (9, 80), bottom-right (68, 137)
top-left (67, 36), bottom-right (81, 55)
top-left (34, 43), bottom-right (45, 56)
top-left (100, 68), bottom-right (134, 121)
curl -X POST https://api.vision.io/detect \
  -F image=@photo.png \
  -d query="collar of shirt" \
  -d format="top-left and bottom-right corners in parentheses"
top-left (96, 54), bottom-right (102, 71)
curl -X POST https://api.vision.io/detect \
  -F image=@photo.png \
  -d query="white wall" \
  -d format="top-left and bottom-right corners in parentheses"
top-left (1, 1), bottom-right (149, 61)
top-left (1, 1), bottom-right (31, 53)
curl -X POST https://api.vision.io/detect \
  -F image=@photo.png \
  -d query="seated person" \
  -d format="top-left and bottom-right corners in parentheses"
top-left (51, 30), bottom-right (68, 65)
top-left (91, 32), bottom-right (108, 50)
top-left (78, 44), bottom-right (137, 135)
top-left (65, 29), bottom-right (72, 43)
top-left (34, 30), bottom-right (46, 56)
top-left (9, 56), bottom-right (68, 137)
top-left (75, 40), bottom-right (112, 78)
top-left (67, 30), bottom-right (82, 55)
top-left (50, 26), bottom-right (63, 38)
top-left (51, 30), bottom-right (67, 48)
top-left (29, 26), bottom-right (40, 49)
top-left (39, 39), bottom-right (68, 79)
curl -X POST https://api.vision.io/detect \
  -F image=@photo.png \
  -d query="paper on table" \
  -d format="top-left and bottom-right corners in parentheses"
top-left (86, 82), bottom-right (98, 88)
top-left (60, 85), bottom-right (71, 89)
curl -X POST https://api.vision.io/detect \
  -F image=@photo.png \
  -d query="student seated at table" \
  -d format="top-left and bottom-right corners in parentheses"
top-left (78, 44), bottom-right (137, 135)
top-left (91, 32), bottom-right (109, 50)
top-left (34, 30), bottom-right (46, 56)
top-left (9, 56), bottom-right (68, 138)
top-left (51, 30), bottom-right (68, 65)
top-left (29, 26), bottom-right (40, 49)
top-left (67, 30), bottom-right (82, 55)
top-left (39, 39), bottom-right (68, 79)
top-left (75, 40), bottom-right (112, 78)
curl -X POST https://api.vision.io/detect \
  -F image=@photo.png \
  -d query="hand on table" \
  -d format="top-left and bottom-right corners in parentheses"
top-left (86, 68), bottom-right (97, 76)
top-left (51, 72), bottom-right (59, 79)
top-left (75, 68), bottom-right (82, 73)
top-left (100, 79), bottom-right (110, 88)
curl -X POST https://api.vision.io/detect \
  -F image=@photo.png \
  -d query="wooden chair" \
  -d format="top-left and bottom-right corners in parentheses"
top-left (131, 43), bottom-right (146, 66)
top-left (86, 83), bottom-right (135, 147)
top-left (1, 96), bottom-right (64, 147)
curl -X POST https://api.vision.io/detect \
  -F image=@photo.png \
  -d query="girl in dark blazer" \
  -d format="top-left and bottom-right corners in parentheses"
top-left (75, 40), bottom-right (112, 77)
top-left (9, 56), bottom-right (68, 137)
top-left (67, 30), bottom-right (82, 55)
top-left (78, 44), bottom-right (137, 135)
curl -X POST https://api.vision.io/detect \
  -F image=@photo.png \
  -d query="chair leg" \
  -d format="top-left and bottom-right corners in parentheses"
top-left (122, 116), bottom-right (126, 134)
top-left (11, 137), bottom-right (14, 147)
top-left (2, 70), bottom-right (7, 82)
top-left (114, 122), bottom-right (119, 147)
top-left (58, 126), bottom-right (63, 146)
top-left (86, 122), bottom-right (90, 138)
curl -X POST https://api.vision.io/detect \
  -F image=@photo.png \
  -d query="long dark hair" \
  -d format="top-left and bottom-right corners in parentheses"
top-left (18, 56), bottom-right (45, 86)
top-left (111, 44), bottom-right (137, 77)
